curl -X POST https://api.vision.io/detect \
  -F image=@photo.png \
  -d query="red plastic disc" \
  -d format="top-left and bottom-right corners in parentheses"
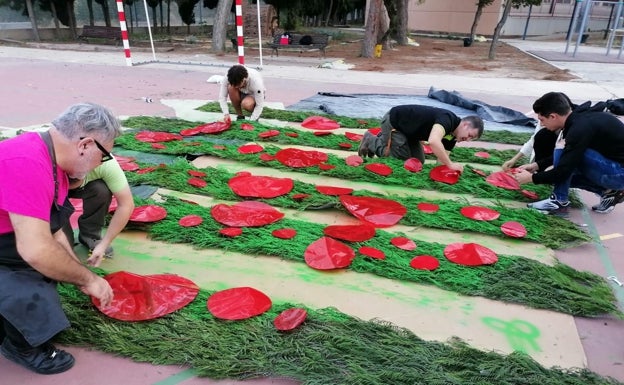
top-left (285, 132), bottom-right (299, 138)
top-left (114, 155), bottom-right (136, 164)
top-left (319, 164), bottom-right (336, 171)
top-left (238, 144), bottom-right (264, 154)
top-left (129, 205), bottom-right (167, 222)
top-left (430, 165), bottom-right (461, 184)
top-left (501, 221), bottom-right (527, 238)
top-left (472, 168), bottom-right (487, 177)
top-left (368, 128), bottom-right (381, 136)
top-left (423, 144), bottom-right (433, 154)
top-left (180, 127), bottom-right (203, 136)
top-left (323, 223), bottom-right (376, 242)
top-left (135, 131), bottom-right (183, 143)
top-left (92, 271), bottom-right (199, 321)
top-left (358, 246), bottom-right (385, 260)
top-left (460, 206), bottom-right (500, 221)
top-left (338, 142), bottom-right (353, 149)
top-left (136, 167), bottom-right (157, 174)
top-left (240, 123), bottom-right (254, 131)
top-left (151, 143), bottom-right (166, 149)
top-left (188, 177), bottom-right (207, 188)
top-left (273, 308), bottom-right (307, 331)
top-left (340, 195), bottom-right (406, 228)
top-left (486, 171), bottom-right (520, 190)
top-left (410, 255), bottom-right (440, 271)
top-left (345, 132), bottom-right (363, 142)
top-left (179, 215), bottom-right (203, 227)
top-left (390, 237), bottom-right (416, 251)
top-left (316, 185), bottom-right (353, 196)
top-left (211, 201), bottom-right (284, 227)
top-left (259, 153), bottom-right (275, 161)
top-left (346, 155), bottom-right (364, 167)
top-left (235, 171), bottom-right (252, 177)
top-left (272, 228), bottom-right (297, 239)
top-left (275, 148), bottom-right (328, 168)
top-left (521, 189), bottom-right (539, 200)
top-left (188, 170), bottom-right (207, 177)
top-left (213, 144), bottom-right (226, 150)
top-left (301, 116), bottom-right (340, 130)
top-left (444, 242), bottom-right (498, 266)
top-left (198, 121), bottom-right (231, 134)
top-left (474, 151), bottom-right (490, 159)
top-left (313, 131), bottom-right (332, 136)
top-left (228, 174), bottom-right (294, 198)
top-left (219, 227), bottom-right (243, 237)
top-left (120, 162), bottom-right (140, 171)
top-left (365, 163), bottom-right (393, 176)
top-left (292, 193), bottom-right (310, 201)
top-left (304, 237), bottom-right (355, 270)
top-left (258, 130), bottom-right (280, 139)
top-left (404, 158), bottom-right (423, 173)
top-left (207, 287), bottom-right (272, 320)
top-left (417, 202), bottom-right (439, 213)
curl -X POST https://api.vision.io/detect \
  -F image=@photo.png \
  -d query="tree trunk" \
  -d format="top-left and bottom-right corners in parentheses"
top-left (325, 0), bottom-right (333, 27)
top-left (488, 0), bottom-right (512, 59)
top-left (361, 0), bottom-right (382, 57)
top-left (25, 0), bottom-right (41, 42)
top-left (212, 0), bottom-right (233, 53)
top-left (167, 0), bottom-right (171, 35)
top-left (87, 0), bottom-right (94, 26)
top-left (50, 1), bottom-right (61, 38)
top-left (395, 0), bottom-right (408, 45)
top-left (68, 0), bottom-right (78, 39)
top-left (470, 4), bottom-right (484, 40)
top-left (102, 1), bottom-right (111, 26)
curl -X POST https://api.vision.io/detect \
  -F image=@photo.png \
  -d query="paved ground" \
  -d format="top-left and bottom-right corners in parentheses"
top-left (0, 37), bottom-right (623, 384)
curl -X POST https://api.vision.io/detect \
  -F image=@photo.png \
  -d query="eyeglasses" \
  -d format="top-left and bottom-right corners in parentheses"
top-left (80, 137), bottom-right (113, 162)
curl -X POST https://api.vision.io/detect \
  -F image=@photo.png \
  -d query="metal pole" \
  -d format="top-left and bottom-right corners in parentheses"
top-left (143, 0), bottom-right (157, 61)
top-left (565, 0), bottom-right (583, 53)
top-left (522, 5), bottom-right (533, 40)
top-left (256, 0), bottom-right (263, 67)
top-left (573, 0), bottom-right (593, 57)
top-left (235, 0), bottom-right (245, 64)
top-left (604, 2), bottom-right (615, 39)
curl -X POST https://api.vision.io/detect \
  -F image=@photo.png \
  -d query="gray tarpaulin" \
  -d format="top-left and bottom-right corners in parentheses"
top-left (286, 86), bottom-right (537, 133)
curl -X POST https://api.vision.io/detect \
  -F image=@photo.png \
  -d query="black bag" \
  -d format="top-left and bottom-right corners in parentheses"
top-left (299, 35), bottom-right (313, 45)
top-left (606, 98), bottom-right (624, 115)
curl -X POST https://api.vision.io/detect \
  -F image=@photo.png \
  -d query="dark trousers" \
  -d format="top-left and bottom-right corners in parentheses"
top-left (63, 179), bottom-right (112, 245)
top-left (533, 128), bottom-right (557, 171)
top-left (1, 315), bottom-right (32, 349)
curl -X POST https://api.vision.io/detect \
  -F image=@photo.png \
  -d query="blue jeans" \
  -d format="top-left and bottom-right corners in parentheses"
top-left (553, 148), bottom-right (624, 201)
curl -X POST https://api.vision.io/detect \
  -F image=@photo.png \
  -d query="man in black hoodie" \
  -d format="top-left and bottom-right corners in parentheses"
top-left (514, 92), bottom-right (624, 214)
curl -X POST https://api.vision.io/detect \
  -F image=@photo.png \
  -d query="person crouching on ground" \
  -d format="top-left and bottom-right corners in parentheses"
top-left (0, 103), bottom-right (118, 375)
top-left (358, 104), bottom-right (484, 173)
top-left (514, 92), bottom-right (624, 214)
top-left (219, 64), bottom-right (266, 123)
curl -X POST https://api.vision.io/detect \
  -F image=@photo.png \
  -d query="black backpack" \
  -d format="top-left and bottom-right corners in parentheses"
top-left (606, 99), bottom-right (624, 115)
top-left (299, 35), bottom-right (313, 45)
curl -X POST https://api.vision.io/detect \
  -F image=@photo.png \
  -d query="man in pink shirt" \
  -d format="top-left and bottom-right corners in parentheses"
top-left (0, 103), bottom-right (119, 375)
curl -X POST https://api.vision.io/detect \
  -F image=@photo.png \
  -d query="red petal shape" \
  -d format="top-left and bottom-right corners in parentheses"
top-left (323, 223), bottom-right (376, 242)
top-left (338, 142), bottom-right (353, 149)
top-left (444, 243), bottom-right (498, 266)
top-left (358, 246), bottom-right (385, 260)
top-left (188, 177), bottom-right (207, 188)
top-left (285, 132), bottom-right (299, 138)
top-left (179, 214), bottom-right (203, 227)
top-left (151, 143), bottom-right (166, 149)
top-left (304, 237), bottom-right (355, 270)
top-left (179, 198), bottom-right (199, 205)
top-left (391, 237), bottom-right (417, 251)
top-left (235, 171), bottom-right (252, 177)
top-left (345, 132), bottom-right (363, 142)
top-left (108, 197), bottom-right (118, 213)
top-left (404, 158), bottom-right (423, 173)
top-left (460, 206), bottom-right (500, 221)
top-left (136, 167), bottom-right (157, 174)
top-left (121, 162), bottom-right (140, 171)
top-left (423, 144), bottom-right (433, 154)
top-left (521, 189), bottom-right (539, 200)
top-left (486, 171), bottom-right (520, 190)
top-left (274, 308), bottom-right (307, 331)
top-left (474, 151), bottom-right (490, 158)
top-left (258, 130), bottom-right (280, 139)
top-left (275, 148), bottom-right (328, 168)
top-left (228, 175), bottom-right (294, 198)
top-left (318, 164), bottom-right (336, 171)
top-left (410, 255), bottom-right (440, 271)
top-left (345, 155), bottom-right (364, 167)
top-left (135, 131), bottom-right (183, 143)
top-left (240, 123), bottom-right (254, 131)
top-left (316, 185), bottom-right (353, 196)
top-left (272, 228), bottom-right (297, 239)
top-left (259, 153), bottom-right (275, 161)
top-left (238, 144), bottom-right (264, 154)
top-left (185, 141), bottom-right (202, 146)
top-left (292, 193), bottom-right (310, 201)
top-left (188, 170), bottom-right (207, 177)
top-left (180, 127), bottom-right (203, 136)
top-left (213, 145), bottom-right (226, 150)
top-left (472, 168), bottom-right (487, 177)
top-left (501, 221), bottom-right (527, 238)
top-left (417, 202), bottom-right (439, 213)
top-left (198, 121), bottom-right (231, 134)
top-left (92, 271), bottom-right (199, 321)
top-left (313, 131), bottom-right (332, 136)
top-left (301, 116), bottom-right (340, 130)
top-left (129, 205), bottom-right (167, 222)
top-left (368, 128), bottom-right (381, 136)
top-left (207, 287), bottom-right (272, 320)
top-left (365, 163), bottom-right (393, 176)
top-left (219, 227), bottom-right (243, 237)
top-left (430, 165), bottom-right (461, 184)
top-left (211, 201), bottom-right (284, 227)
top-left (114, 155), bottom-right (136, 164)
top-left (340, 195), bottom-right (407, 228)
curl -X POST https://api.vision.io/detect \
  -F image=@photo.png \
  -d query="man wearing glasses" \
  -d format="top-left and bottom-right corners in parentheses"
top-left (218, 64), bottom-right (266, 123)
top-left (63, 141), bottom-right (134, 261)
top-left (0, 103), bottom-right (119, 374)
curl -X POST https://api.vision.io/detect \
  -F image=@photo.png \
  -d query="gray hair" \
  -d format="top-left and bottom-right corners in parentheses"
top-left (52, 103), bottom-right (122, 142)
top-left (461, 115), bottom-right (484, 138)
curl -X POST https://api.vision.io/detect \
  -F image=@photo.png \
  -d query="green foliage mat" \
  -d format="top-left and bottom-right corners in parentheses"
top-left (58, 283), bottom-right (623, 385)
top-left (194, 102), bottom-right (534, 145)
top-left (124, 159), bottom-right (591, 249)
top-left (133, 196), bottom-right (618, 317)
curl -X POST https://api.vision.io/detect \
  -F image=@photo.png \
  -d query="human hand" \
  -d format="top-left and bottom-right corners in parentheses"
top-left (513, 169), bottom-right (533, 184)
top-left (518, 162), bottom-right (538, 173)
top-left (86, 243), bottom-right (109, 267)
top-left (79, 275), bottom-right (113, 307)
top-left (224, 114), bottom-right (231, 125)
top-left (502, 159), bottom-right (515, 171)
top-left (447, 162), bottom-right (464, 174)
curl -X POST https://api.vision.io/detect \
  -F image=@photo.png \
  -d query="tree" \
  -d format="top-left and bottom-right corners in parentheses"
top-left (470, 0), bottom-right (495, 41)
top-left (361, 0), bottom-right (383, 57)
top-left (212, 0), bottom-right (233, 53)
top-left (94, 0), bottom-right (112, 26)
top-left (488, 0), bottom-right (541, 59)
top-left (176, 0), bottom-right (199, 34)
top-left (146, 0), bottom-right (160, 28)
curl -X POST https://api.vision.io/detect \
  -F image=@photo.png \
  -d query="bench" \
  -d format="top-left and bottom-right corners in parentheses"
top-left (268, 33), bottom-right (330, 58)
top-left (79, 25), bottom-right (122, 45)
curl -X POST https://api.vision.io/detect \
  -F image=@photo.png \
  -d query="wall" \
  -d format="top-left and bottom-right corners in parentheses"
top-left (408, 0), bottom-right (504, 36)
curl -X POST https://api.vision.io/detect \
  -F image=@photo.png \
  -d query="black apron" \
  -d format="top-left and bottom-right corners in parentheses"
top-left (0, 131), bottom-right (74, 347)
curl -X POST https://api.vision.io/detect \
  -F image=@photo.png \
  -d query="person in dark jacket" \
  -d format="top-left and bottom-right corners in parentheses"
top-left (515, 92), bottom-right (624, 214)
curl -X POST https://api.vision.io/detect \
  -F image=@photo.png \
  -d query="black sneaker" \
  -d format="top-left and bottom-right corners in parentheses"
top-left (592, 190), bottom-right (624, 214)
top-left (1, 339), bottom-right (75, 375)
top-left (527, 194), bottom-right (569, 215)
top-left (78, 236), bottom-right (114, 258)
top-left (357, 131), bottom-right (375, 158)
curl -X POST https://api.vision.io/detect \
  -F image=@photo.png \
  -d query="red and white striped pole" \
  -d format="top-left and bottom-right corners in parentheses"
top-left (116, 0), bottom-right (132, 66)
top-left (235, 0), bottom-right (245, 64)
